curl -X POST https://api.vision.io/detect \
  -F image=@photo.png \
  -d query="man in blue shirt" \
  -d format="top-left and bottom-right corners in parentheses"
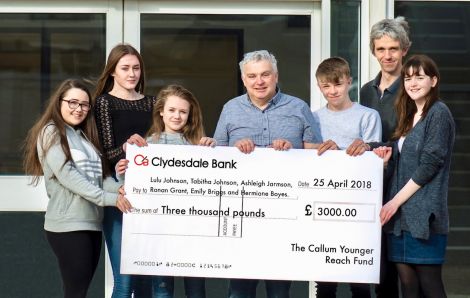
top-left (214, 50), bottom-right (321, 153)
top-left (214, 50), bottom-right (321, 298)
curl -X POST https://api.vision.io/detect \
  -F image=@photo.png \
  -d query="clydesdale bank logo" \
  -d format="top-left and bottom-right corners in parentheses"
top-left (133, 153), bottom-right (237, 169)
top-left (134, 154), bottom-right (149, 166)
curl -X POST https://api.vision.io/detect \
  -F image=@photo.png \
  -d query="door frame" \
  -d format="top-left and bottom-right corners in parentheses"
top-left (124, 0), bottom-right (325, 110)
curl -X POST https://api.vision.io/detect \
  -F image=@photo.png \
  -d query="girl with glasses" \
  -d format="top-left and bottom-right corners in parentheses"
top-left (23, 78), bottom-right (132, 298)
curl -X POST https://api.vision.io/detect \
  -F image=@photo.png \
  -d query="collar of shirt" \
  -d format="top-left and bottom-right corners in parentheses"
top-left (372, 73), bottom-right (401, 98)
top-left (243, 87), bottom-right (281, 110)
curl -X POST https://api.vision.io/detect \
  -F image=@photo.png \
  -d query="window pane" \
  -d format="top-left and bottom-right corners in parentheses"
top-left (331, 0), bottom-right (361, 101)
top-left (141, 14), bottom-right (311, 136)
top-left (0, 13), bottom-right (106, 174)
top-left (396, 2), bottom-right (470, 296)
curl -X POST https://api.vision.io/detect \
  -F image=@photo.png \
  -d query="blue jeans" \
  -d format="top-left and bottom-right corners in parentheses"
top-left (184, 277), bottom-right (206, 298)
top-left (228, 279), bottom-right (291, 298)
top-left (152, 276), bottom-right (206, 298)
top-left (103, 207), bottom-right (153, 298)
top-left (152, 276), bottom-right (173, 298)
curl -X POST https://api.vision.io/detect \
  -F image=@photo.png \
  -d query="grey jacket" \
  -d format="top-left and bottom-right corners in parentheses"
top-left (38, 123), bottom-right (119, 232)
top-left (385, 101), bottom-right (455, 239)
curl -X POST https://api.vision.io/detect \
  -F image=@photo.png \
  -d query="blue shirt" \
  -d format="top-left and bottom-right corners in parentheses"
top-left (214, 90), bottom-right (321, 149)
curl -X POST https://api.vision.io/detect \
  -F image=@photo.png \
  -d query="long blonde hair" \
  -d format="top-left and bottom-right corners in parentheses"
top-left (23, 79), bottom-right (103, 185)
top-left (147, 85), bottom-right (205, 144)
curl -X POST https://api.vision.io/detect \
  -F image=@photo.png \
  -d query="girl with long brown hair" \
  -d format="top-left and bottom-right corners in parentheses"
top-left (375, 54), bottom-right (455, 298)
top-left (93, 43), bottom-right (156, 297)
top-left (24, 79), bottom-right (130, 298)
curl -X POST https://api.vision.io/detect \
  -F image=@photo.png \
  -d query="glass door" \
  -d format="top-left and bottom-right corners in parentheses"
top-left (125, 0), bottom-right (322, 136)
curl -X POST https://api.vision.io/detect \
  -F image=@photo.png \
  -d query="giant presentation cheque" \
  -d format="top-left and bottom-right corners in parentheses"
top-left (121, 144), bottom-right (383, 283)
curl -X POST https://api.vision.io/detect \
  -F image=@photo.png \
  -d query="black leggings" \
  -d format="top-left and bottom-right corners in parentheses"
top-left (316, 281), bottom-right (371, 298)
top-left (396, 263), bottom-right (447, 298)
top-left (46, 230), bottom-right (102, 298)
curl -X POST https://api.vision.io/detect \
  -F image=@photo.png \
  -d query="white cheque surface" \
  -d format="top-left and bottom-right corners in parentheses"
top-left (121, 144), bottom-right (383, 283)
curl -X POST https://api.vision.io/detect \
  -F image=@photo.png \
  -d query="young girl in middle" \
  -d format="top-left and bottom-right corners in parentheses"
top-left (117, 84), bottom-right (215, 298)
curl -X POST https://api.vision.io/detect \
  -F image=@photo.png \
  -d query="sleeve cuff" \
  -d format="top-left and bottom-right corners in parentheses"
top-left (104, 192), bottom-right (118, 207)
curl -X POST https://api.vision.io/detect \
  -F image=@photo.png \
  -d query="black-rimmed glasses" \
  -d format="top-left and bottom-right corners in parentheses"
top-left (62, 99), bottom-right (92, 112)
